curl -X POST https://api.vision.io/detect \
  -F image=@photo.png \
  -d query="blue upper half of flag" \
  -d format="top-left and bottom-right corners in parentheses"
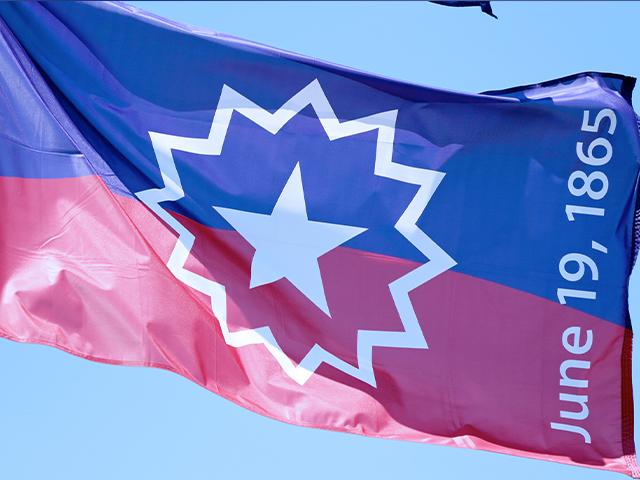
top-left (0, 1), bottom-right (638, 327)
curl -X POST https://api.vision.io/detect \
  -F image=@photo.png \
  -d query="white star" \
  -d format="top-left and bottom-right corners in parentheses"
top-left (213, 163), bottom-right (367, 317)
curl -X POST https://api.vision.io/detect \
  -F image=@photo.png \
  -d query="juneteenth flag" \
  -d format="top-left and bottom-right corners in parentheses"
top-left (0, 1), bottom-right (639, 475)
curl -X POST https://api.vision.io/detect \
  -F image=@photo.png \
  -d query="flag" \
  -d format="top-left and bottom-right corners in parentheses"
top-left (0, 2), bottom-right (639, 475)
top-left (431, 1), bottom-right (498, 19)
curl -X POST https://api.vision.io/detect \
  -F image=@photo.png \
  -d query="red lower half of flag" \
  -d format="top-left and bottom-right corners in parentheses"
top-left (0, 175), bottom-right (635, 476)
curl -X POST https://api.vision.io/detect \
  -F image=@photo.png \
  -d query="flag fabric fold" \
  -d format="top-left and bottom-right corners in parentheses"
top-left (0, 1), bottom-right (639, 476)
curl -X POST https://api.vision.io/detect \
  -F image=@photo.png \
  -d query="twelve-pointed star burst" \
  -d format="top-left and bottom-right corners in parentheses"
top-left (213, 162), bottom-right (367, 317)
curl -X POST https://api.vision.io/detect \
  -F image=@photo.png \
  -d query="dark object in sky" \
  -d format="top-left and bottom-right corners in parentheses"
top-left (431, 1), bottom-right (498, 19)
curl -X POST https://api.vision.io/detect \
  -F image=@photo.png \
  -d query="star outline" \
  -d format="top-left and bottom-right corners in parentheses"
top-left (136, 79), bottom-right (456, 387)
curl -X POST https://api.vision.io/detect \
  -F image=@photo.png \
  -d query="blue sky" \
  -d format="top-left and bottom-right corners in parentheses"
top-left (1, 2), bottom-right (639, 479)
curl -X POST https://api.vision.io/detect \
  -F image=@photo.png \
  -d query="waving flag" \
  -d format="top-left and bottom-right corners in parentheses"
top-left (0, 2), bottom-right (639, 476)
top-left (431, 1), bottom-right (498, 19)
